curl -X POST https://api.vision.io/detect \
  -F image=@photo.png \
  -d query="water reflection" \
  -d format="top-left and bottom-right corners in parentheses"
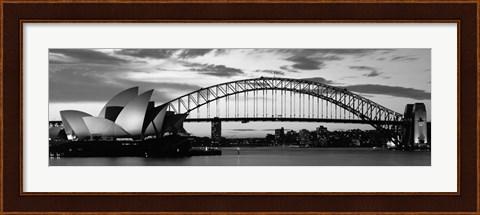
top-left (49, 147), bottom-right (431, 166)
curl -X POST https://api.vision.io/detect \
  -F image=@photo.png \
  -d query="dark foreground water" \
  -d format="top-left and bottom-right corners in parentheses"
top-left (49, 147), bottom-right (430, 166)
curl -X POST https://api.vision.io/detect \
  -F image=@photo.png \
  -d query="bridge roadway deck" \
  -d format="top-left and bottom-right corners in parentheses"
top-left (50, 118), bottom-right (402, 125)
top-left (184, 117), bottom-right (403, 124)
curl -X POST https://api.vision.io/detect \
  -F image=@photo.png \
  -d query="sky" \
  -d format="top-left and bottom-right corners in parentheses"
top-left (49, 49), bottom-right (431, 138)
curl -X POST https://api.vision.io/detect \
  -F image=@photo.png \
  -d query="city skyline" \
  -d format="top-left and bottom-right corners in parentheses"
top-left (49, 48), bottom-right (431, 137)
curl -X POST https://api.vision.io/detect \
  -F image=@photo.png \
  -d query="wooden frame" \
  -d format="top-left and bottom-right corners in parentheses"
top-left (1, 0), bottom-right (478, 214)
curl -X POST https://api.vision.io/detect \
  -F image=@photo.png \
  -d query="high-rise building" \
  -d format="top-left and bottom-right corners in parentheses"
top-left (274, 127), bottom-right (285, 145)
top-left (211, 117), bottom-right (222, 144)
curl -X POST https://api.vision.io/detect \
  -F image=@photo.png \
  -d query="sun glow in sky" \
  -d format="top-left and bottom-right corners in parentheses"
top-left (49, 48), bottom-right (431, 137)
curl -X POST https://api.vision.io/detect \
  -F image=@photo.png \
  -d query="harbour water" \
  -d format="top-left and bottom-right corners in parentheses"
top-left (49, 147), bottom-right (430, 166)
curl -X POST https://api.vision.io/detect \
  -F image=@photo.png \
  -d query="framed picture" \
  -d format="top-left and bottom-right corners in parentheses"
top-left (2, 0), bottom-right (478, 214)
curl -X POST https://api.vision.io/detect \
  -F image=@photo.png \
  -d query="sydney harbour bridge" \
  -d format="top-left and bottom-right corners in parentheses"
top-left (164, 77), bottom-right (424, 147)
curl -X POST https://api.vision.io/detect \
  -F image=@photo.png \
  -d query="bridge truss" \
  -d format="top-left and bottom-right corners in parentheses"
top-left (166, 77), bottom-right (404, 143)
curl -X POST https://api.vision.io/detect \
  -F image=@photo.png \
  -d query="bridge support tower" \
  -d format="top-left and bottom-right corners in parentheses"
top-left (211, 117), bottom-right (222, 145)
top-left (402, 103), bottom-right (429, 149)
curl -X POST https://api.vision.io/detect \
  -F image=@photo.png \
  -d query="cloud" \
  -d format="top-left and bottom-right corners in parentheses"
top-left (345, 84), bottom-right (430, 100)
top-left (266, 49), bottom-right (391, 57)
top-left (49, 66), bottom-right (201, 103)
top-left (279, 65), bottom-right (299, 73)
top-left (349, 66), bottom-right (376, 72)
top-left (185, 63), bottom-right (244, 77)
top-left (253, 70), bottom-right (285, 76)
top-left (376, 55), bottom-right (417, 62)
top-left (302, 77), bottom-right (335, 85)
top-left (49, 67), bottom-right (127, 102)
top-left (49, 53), bottom-right (78, 64)
top-left (390, 56), bottom-right (418, 61)
top-left (115, 49), bottom-right (217, 59)
top-left (157, 61), bottom-right (245, 77)
top-left (320, 49), bottom-right (390, 55)
top-left (364, 71), bottom-right (382, 77)
top-left (228, 129), bottom-right (258, 132)
top-left (349, 66), bottom-right (382, 77)
top-left (177, 49), bottom-right (214, 59)
top-left (227, 128), bottom-right (277, 132)
top-left (315, 55), bottom-right (343, 61)
top-left (214, 49), bottom-right (230, 56)
top-left (149, 91), bottom-right (172, 103)
top-left (49, 49), bottom-right (129, 65)
top-left (115, 49), bottom-right (178, 59)
top-left (340, 76), bottom-right (360, 80)
top-left (285, 56), bottom-right (324, 70)
top-left (120, 79), bottom-right (201, 93)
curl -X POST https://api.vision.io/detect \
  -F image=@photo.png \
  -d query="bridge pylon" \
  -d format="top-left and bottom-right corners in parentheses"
top-left (401, 103), bottom-right (429, 150)
top-left (211, 117), bottom-right (222, 144)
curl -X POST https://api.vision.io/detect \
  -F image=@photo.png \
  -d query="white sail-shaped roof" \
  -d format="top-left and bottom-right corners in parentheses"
top-left (60, 110), bottom-right (92, 140)
top-left (83, 117), bottom-right (130, 138)
top-left (144, 104), bottom-right (168, 137)
top-left (115, 90), bottom-right (154, 137)
top-left (98, 87), bottom-right (138, 118)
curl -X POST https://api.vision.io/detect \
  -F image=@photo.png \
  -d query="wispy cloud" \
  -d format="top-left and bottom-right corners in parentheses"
top-left (49, 49), bottom-right (129, 65)
top-left (213, 49), bottom-right (230, 56)
top-left (279, 65), bottom-right (299, 73)
top-left (266, 49), bottom-right (391, 57)
top-left (285, 56), bottom-right (324, 70)
top-left (390, 56), bottom-right (418, 62)
top-left (253, 70), bottom-right (285, 76)
top-left (315, 55), bottom-right (343, 61)
top-left (227, 128), bottom-right (278, 132)
top-left (320, 49), bottom-right (391, 56)
top-left (185, 63), bottom-right (244, 77)
top-left (302, 77), bottom-right (336, 85)
top-left (177, 49), bottom-right (214, 59)
top-left (345, 84), bottom-right (430, 100)
top-left (349, 66), bottom-right (382, 77)
top-left (115, 49), bottom-right (218, 60)
top-left (364, 71), bottom-right (382, 77)
top-left (115, 49), bottom-right (178, 59)
top-left (49, 65), bottom-right (201, 103)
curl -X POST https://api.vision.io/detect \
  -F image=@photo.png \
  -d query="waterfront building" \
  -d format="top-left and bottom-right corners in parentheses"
top-left (274, 127), bottom-right (285, 145)
top-left (51, 87), bottom-right (188, 141)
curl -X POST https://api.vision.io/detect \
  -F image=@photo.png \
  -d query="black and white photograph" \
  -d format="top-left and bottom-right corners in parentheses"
top-left (48, 48), bottom-right (431, 166)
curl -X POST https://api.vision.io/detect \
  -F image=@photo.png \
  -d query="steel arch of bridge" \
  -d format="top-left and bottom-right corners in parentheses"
top-left (166, 77), bottom-right (404, 136)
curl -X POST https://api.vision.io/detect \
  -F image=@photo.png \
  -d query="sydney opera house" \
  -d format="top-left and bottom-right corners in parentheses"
top-left (50, 87), bottom-right (188, 141)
